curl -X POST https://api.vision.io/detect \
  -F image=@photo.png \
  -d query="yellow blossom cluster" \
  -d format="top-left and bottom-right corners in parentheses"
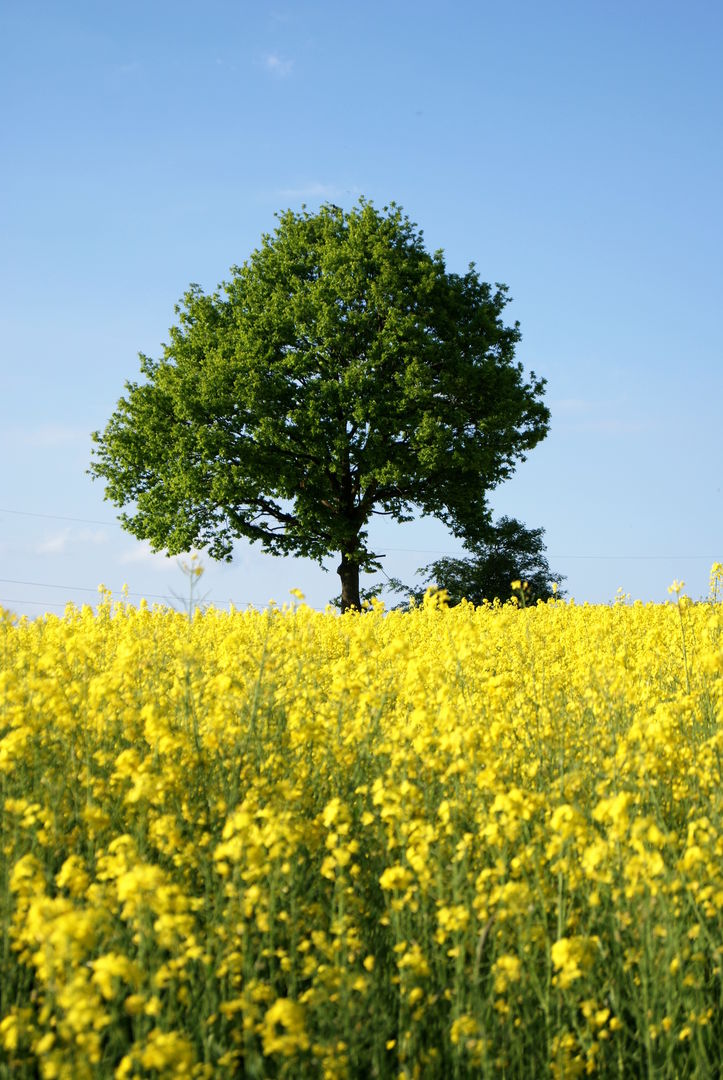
top-left (1, 581), bottom-right (722, 1077)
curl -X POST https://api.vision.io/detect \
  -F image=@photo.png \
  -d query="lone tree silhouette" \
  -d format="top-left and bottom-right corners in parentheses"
top-left (91, 200), bottom-right (549, 610)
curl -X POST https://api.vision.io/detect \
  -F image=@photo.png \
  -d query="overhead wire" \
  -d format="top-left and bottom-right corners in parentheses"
top-left (0, 507), bottom-right (717, 561)
top-left (0, 505), bottom-right (718, 614)
top-left (0, 506), bottom-right (115, 526)
top-left (0, 597), bottom-right (69, 610)
top-left (0, 577), bottom-right (170, 601)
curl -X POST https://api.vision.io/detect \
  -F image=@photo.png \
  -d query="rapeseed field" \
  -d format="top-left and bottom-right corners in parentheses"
top-left (1, 570), bottom-right (723, 1078)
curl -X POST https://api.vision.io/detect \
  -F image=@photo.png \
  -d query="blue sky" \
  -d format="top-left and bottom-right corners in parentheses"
top-left (1, 0), bottom-right (721, 615)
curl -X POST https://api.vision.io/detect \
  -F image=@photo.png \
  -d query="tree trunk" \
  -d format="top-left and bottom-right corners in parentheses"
top-left (337, 554), bottom-right (361, 612)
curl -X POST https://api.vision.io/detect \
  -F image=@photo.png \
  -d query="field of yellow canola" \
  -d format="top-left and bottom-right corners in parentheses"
top-left (1, 577), bottom-right (723, 1079)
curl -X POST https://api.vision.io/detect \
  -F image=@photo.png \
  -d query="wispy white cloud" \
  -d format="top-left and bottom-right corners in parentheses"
top-left (36, 528), bottom-right (109, 555)
top-left (570, 417), bottom-right (651, 435)
top-left (550, 397), bottom-right (652, 435)
top-left (277, 181), bottom-right (363, 201)
top-left (79, 528), bottom-right (109, 545)
top-left (4, 425), bottom-right (89, 449)
top-left (36, 529), bottom-right (71, 555)
top-left (278, 181), bottom-right (339, 200)
top-left (119, 541), bottom-right (178, 570)
top-left (264, 52), bottom-right (293, 77)
top-left (550, 398), bottom-right (593, 415)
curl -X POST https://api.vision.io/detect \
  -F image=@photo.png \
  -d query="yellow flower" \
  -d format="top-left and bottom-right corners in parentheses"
top-left (397, 942), bottom-right (430, 978)
top-left (138, 1028), bottom-right (195, 1073)
top-left (55, 854), bottom-right (90, 896)
top-left (437, 904), bottom-right (471, 933)
top-left (322, 797), bottom-right (342, 828)
top-left (379, 865), bottom-right (414, 891)
top-left (493, 953), bottom-right (522, 993)
top-left (550, 936), bottom-right (599, 989)
top-left (261, 998), bottom-right (310, 1057)
top-left (450, 1014), bottom-right (479, 1044)
top-left (0, 1012), bottom-right (21, 1051)
top-left (91, 952), bottom-right (139, 1000)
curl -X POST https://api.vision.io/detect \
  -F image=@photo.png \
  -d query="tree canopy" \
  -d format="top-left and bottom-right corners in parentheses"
top-left (90, 199), bottom-right (550, 610)
top-left (390, 516), bottom-right (565, 608)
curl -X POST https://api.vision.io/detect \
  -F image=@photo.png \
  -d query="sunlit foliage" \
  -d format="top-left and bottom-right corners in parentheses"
top-left (1, 568), bottom-right (723, 1077)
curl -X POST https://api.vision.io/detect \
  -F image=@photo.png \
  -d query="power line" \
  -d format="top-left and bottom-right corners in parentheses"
top-left (379, 547), bottom-right (718, 560)
top-left (0, 506), bottom-right (717, 562)
top-left (0, 597), bottom-right (69, 610)
top-left (0, 507), bottom-right (115, 526)
top-left (0, 577), bottom-right (171, 601)
top-left (0, 578), bottom-right (260, 610)
top-left (541, 554), bottom-right (718, 561)
top-left (0, 595), bottom-right (256, 613)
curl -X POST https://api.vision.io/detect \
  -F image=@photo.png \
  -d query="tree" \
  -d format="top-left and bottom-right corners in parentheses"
top-left (90, 200), bottom-right (550, 611)
top-left (390, 516), bottom-right (565, 607)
